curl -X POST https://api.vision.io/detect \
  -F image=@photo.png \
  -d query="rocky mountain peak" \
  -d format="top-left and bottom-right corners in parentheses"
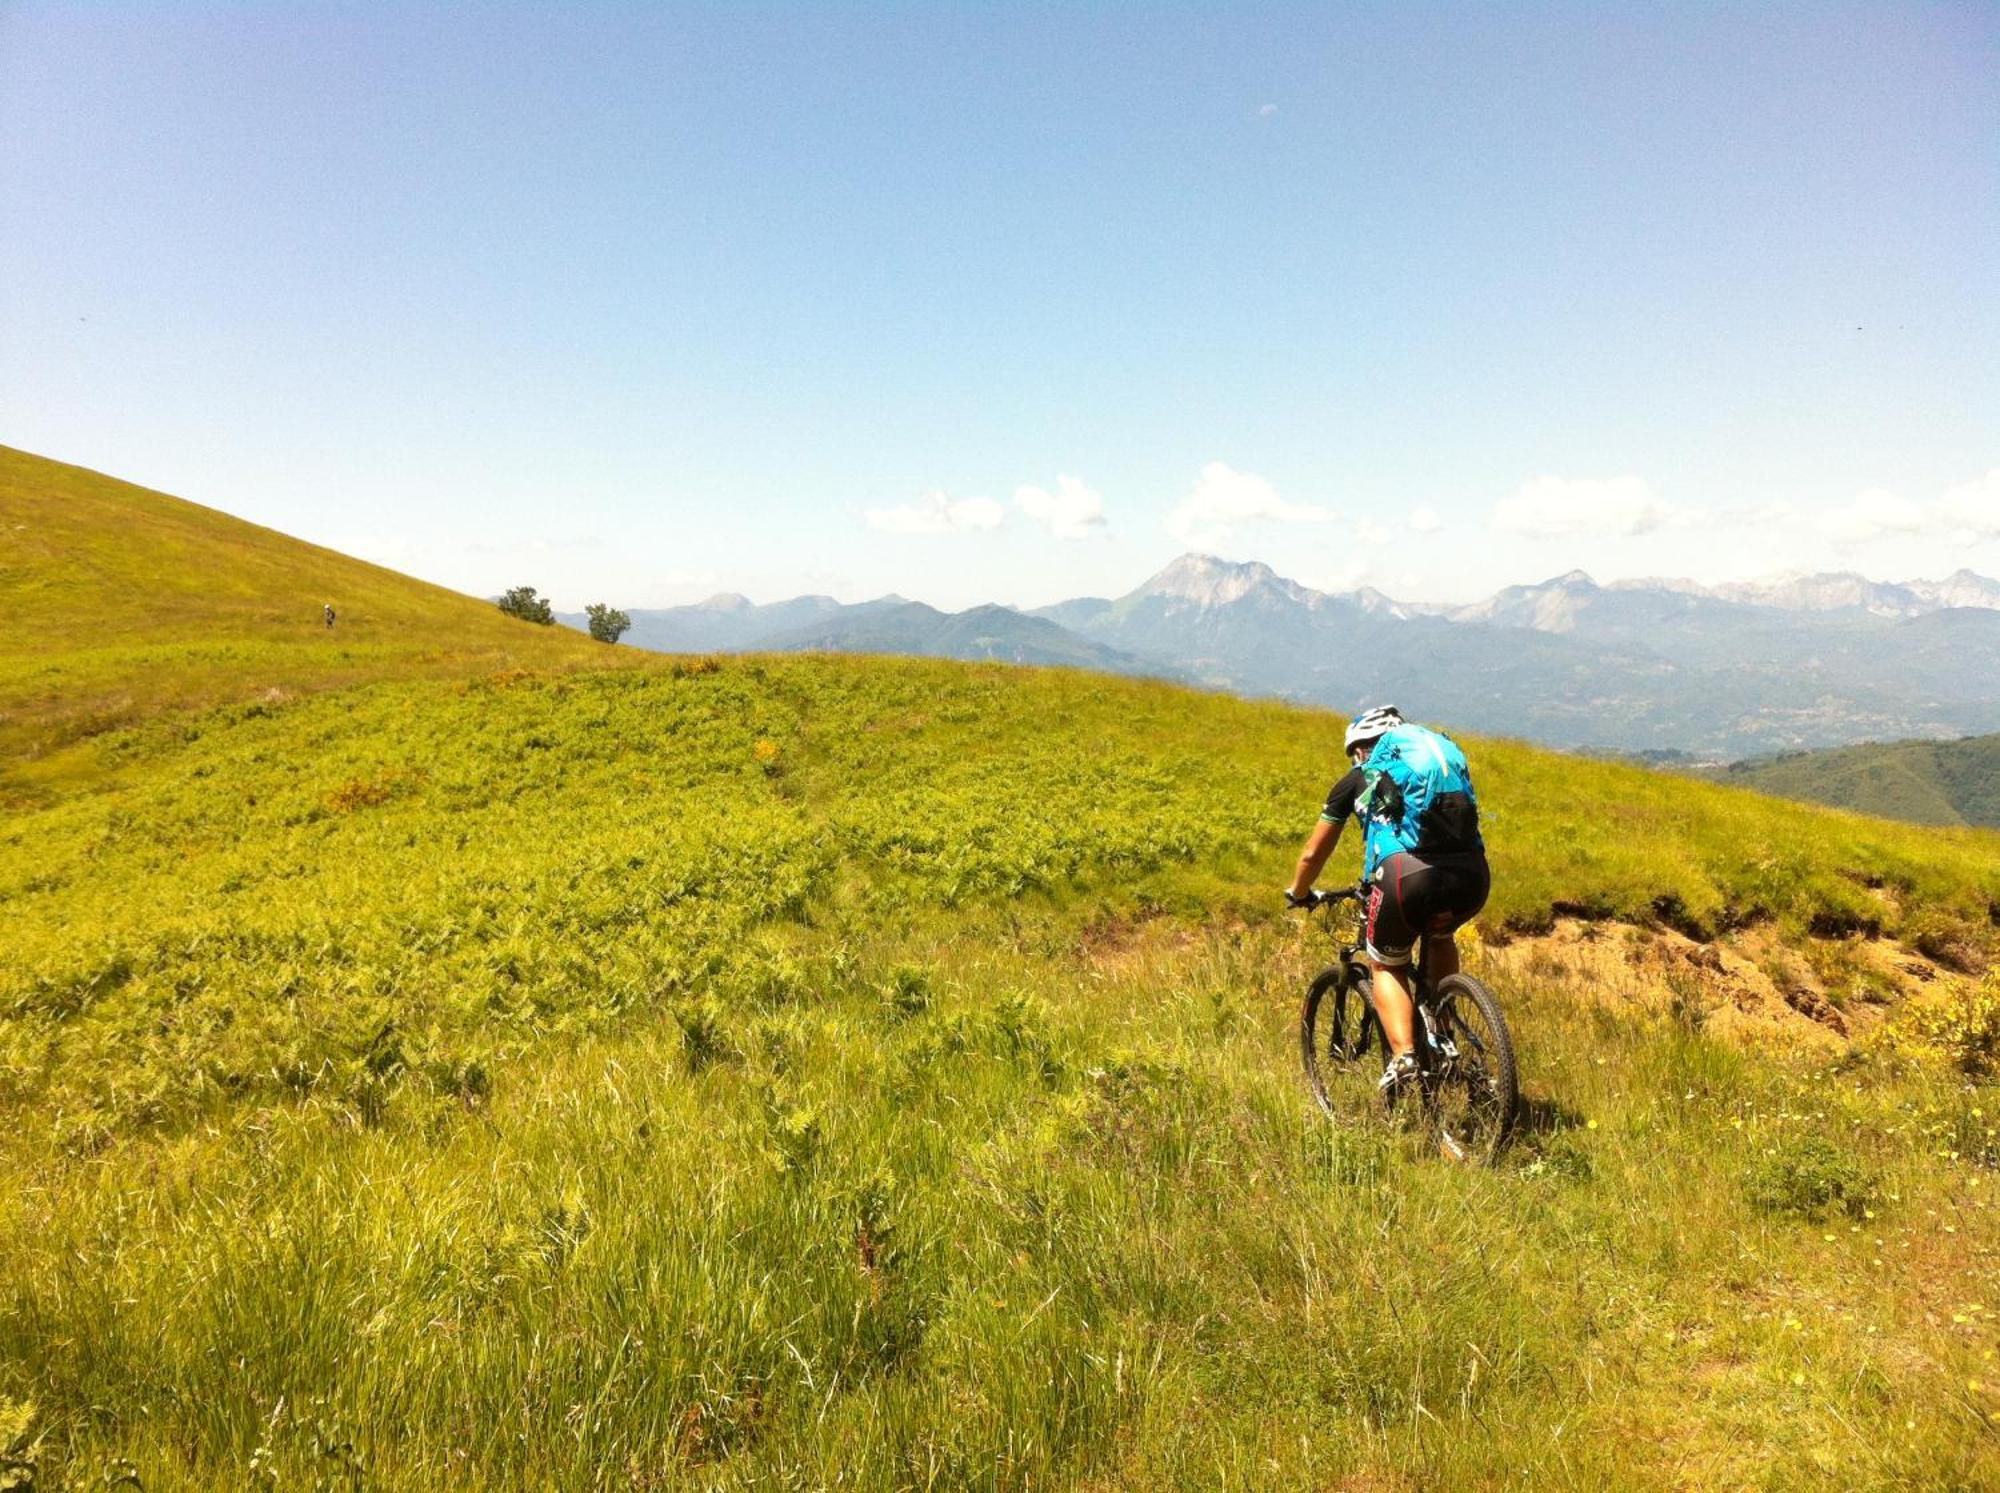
top-left (1350, 586), bottom-right (1410, 617)
top-left (1722, 572), bottom-right (1923, 616)
top-left (1907, 570), bottom-right (2000, 610)
top-left (1133, 553), bottom-right (1310, 608)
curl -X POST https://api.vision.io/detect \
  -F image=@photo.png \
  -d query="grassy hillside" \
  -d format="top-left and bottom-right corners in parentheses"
top-left (0, 445), bottom-right (618, 800)
top-left (1715, 734), bottom-right (2000, 829)
top-left (4, 642), bottom-right (2000, 1487)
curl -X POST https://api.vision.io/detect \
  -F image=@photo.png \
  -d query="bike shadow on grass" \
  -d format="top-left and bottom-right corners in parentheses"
top-left (1504, 1091), bottom-right (1597, 1179)
top-left (1515, 1091), bottom-right (1586, 1137)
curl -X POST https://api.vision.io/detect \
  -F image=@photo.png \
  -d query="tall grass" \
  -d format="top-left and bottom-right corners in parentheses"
top-left (2, 653), bottom-right (1997, 1486)
top-left (5, 915), bottom-right (1997, 1487)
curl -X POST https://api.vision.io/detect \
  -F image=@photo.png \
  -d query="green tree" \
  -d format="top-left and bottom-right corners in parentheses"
top-left (496, 586), bottom-right (554, 625)
top-left (585, 603), bottom-right (631, 645)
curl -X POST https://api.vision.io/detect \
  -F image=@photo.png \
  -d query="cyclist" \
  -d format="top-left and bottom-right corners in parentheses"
top-left (1286, 705), bottom-right (1489, 1098)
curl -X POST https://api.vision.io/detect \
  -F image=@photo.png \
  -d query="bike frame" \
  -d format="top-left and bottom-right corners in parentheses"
top-left (1329, 889), bottom-right (1437, 1065)
top-left (1300, 882), bottom-right (1518, 1158)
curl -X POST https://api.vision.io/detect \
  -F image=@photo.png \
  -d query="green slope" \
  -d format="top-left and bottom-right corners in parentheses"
top-left (5, 491), bottom-right (2000, 1485)
top-left (1716, 733), bottom-right (2000, 828)
top-left (0, 444), bottom-right (617, 797)
top-left (4, 645), bottom-right (2000, 1486)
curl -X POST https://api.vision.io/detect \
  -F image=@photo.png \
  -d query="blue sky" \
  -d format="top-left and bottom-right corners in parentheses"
top-left (3, 2), bottom-right (1995, 609)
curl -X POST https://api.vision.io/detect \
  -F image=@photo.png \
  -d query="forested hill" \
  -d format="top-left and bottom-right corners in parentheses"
top-left (1713, 734), bottom-right (2000, 828)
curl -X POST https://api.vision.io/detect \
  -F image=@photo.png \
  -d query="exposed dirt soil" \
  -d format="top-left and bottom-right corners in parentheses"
top-left (1472, 917), bottom-right (1970, 1050)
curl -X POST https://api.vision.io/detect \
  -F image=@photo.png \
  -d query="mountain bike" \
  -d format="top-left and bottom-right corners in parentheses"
top-left (1295, 885), bottom-right (1518, 1162)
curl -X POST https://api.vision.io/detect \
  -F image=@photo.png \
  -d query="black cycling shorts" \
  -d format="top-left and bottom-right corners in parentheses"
top-left (1365, 850), bottom-right (1491, 966)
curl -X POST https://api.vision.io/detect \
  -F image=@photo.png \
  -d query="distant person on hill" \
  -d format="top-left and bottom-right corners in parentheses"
top-left (1286, 705), bottom-right (1489, 1098)
top-left (324, 603), bottom-right (336, 629)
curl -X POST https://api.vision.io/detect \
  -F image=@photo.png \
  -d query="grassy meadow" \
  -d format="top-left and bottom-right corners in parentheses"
top-left (4, 452), bottom-right (2000, 1487)
top-left (0, 446), bottom-right (620, 804)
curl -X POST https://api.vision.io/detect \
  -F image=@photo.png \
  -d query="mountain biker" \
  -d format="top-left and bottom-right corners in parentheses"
top-left (1286, 705), bottom-right (1489, 1098)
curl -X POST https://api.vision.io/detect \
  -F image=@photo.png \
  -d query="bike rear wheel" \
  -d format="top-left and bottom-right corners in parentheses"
top-left (1300, 961), bottom-right (1374, 1118)
top-left (1425, 973), bottom-right (1518, 1163)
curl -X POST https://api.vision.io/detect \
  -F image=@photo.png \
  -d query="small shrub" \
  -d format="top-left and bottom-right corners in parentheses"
top-left (537, 1192), bottom-right (592, 1270)
top-left (584, 602), bottom-right (630, 644)
top-left (881, 964), bottom-right (933, 1019)
top-left (0, 1396), bottom-right (38, 1492)
top-left (674, 997), bottom-right (738, 1074)
top-left (723, 951), bottom-right (810, 1009)
top-left (1808, 908), bottom-right (1881, 940)
top-left (1804, 939), bottom-right (1897, 1008)
top-left (763, 1098), bottom-right (822, 1177)
top-left (496, 586), bottom-right (554, 624)
top-left (1651, 893), bottom-right (1713, 942)
top-left (1521, 1132), bottom-right (1595, 1183)
top-left (424, 1054), bottom-right (492, 1105)
top-left (1744, 1135), bottom-right (1877, 1220)
top-left (1907, 913), bottom-right (1985, 975)
top-left (1891, 978), bottom-right (2000, 1077)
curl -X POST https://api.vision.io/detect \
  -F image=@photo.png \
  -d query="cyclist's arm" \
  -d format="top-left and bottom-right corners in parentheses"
top-left (1288, 767), bottom-right (1363, 899)
top-left (1288, 817), bottom-right (1342, 900)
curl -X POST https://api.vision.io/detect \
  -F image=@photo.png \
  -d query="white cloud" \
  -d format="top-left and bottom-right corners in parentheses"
top-left (1409, 505), bottom-right (1443, 534)
top-left (1492, 475), bottom-right (1676, 537)
top-left (1356, 520), bottom-right (1392, 546)
top-left (1258, 103), bottom-right (1278, 117)
top-left (1321, 558), bottom-right (1373, 591)
top-left (1014, 474), bottom-right (1107, 540)
top-left (1816, 487), bottom-right (1927, 544)
top-left (1740, 499), bottom-right (1797, 527)
top-left (865, 489), bottom-right (1005, 536)
top-left (1939, 468), bottom-right (2000, 537)
top-left (1165, 461), bottom-right (1330, 548)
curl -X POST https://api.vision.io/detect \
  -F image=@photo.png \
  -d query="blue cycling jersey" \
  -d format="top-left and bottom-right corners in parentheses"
top-left (1353, 723), bottom-right (1484, 880)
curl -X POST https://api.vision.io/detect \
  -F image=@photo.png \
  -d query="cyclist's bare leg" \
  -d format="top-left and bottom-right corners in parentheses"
top-left (1369, 959), bottom-right (1416, 1056)
top-left (1426, 935), bottom-right (1459, 982)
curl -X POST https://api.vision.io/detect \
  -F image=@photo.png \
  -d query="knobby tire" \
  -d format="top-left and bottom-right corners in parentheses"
top-left (1300, 961), bottom-right (1373, 1120)
top-left (1427, 972), bottom-right (1518, 1162)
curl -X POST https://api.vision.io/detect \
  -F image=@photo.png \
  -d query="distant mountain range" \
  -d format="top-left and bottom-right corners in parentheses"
top-left (562, 557), bottom-right (2000, 758)
top-left (560, 592), bottom-right (1170, 677)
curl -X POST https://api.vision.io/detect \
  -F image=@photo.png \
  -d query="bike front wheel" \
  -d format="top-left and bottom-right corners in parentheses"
top-left (1300, 961), bottom-right (1374, 1118)
top-left (1425, 973), bottom-right (1518, 1162)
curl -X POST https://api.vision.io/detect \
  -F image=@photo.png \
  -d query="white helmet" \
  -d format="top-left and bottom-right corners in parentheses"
top-left (1343, 705), bottom-right (1404, 754)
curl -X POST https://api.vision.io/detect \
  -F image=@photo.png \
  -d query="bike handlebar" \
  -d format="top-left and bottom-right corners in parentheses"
top-left (1288, 884), bottom-right (1365, 910)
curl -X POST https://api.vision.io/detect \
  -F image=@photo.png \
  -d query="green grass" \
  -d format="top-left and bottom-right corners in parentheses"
top-left (0, 445), bottom-right (619, 801)
top-left (4, 455), bottom-right (2000, 1486)
top-left (9, 928), bottom-right (1998, 1489)
top-left (1713, 734), bottom-right (2000, 830)
top-left (3, 654), bottom-right (1999, 1487)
